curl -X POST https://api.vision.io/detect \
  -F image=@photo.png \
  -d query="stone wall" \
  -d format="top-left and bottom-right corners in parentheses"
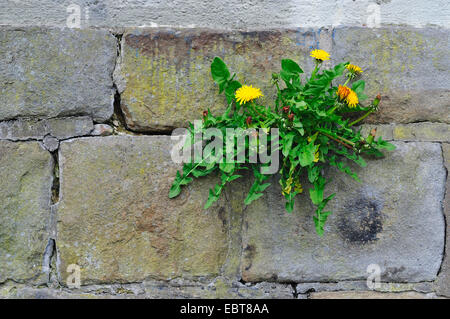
top-left (0, 1), bottom-right (449, 299)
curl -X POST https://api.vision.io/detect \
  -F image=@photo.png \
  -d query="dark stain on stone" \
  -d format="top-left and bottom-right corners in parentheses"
top-left (383, 266), bottom-right (406, 281)
top-left (243, 244), bottom-right (256, 271)
top-left (338, 196), bottom-right (384, 244)
top-left (218, 206), bottom-right (227, 230)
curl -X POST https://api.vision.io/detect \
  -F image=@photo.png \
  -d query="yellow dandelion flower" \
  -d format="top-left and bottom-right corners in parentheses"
top-left (235, 85), bottom-right (263, 105)
top-left (347, 64), bottom-right (363, 74)
top-left (313, 151), bottom-right (320, 162)
top-left (346, 89), bottom-right (359, 108)
top-left (294, 181), bottom-right (303, 193)
top-left (337, 85), bottom-right (350, 101)
top-left (310, 49), bottom-right (330, 61)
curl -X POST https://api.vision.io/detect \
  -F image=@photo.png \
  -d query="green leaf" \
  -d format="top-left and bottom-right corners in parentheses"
top-left (219, 162), bottom-right (235, 173)
top-left (314, 210), bottom-right (332, 236)
top-left (205, 189), bottom-right (219, 209)
top-left (244, 192), bottom-right (264, 205)
top-left (282, 133), bottom-right (295, 157)
top-left (307, 165), bottom-right (321, 183)
top-left (285, 197), bottom-right (295, 213)
top-left (375, 138), bottom-right (396, 151)
top-left (352, 80), bottom-right (365, 95)
top-left (169, 184), bottom-right (181, 198)
top-left (225, 80), bottom-right (242, 104)
top-left (244, 166), bottom-right (271, 205)
top-left (228, 174), bottom-right (243, 182)
top-left (211, 57), bottom-right (230, 84)
top-left (281, 59), bottom-right (303, 74)
top-left (294, 100), bottom-right (308, 111)
top-left (313, 193), bottom-right (335, 236)
top-left (333, 62), bottom-right (348, 77)
top-left (299, 141), bottom-right (316, 167)
top-left (309, 176), bottom-right (325, 205)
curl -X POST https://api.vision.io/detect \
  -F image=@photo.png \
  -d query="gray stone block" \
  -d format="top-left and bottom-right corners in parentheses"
top-left (434, 143), bottom-right (450, 297)
top-left (333, 27), bottom-right (450, 124)
top-left (241, 142), bottom-right (445, 283)
top-left (0, 117), bottom-right (94, 141)
top-left (0, 141), bottom-right (54, 283)
top-left (0, 27), bottom-right (116, 122)
top-left (57, 136), bottom-right (242, 285)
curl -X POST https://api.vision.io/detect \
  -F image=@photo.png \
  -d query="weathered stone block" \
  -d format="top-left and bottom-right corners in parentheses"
top-left (333, 27), bottom-right (450, 124)
top-left (0, 117), bottom-right (93, 141)
top-left (0, 27), bottom-right (116, 122)
top-left (0, 141), bottom-right (53, 283)
top-left (57, 136), bottom-right (242, 285)
top-left (296, 281), bottom-right (433, 294)
top-left (2, 1), bottom-right (450, 30)
top-left (143, 278), bottom-right (294, 299)
top-left (309, 291), bottom-right (440, 299)
top-left (358, 124), bottom-right (394, 141)
top-left (393, 123), bottom-right (450, 142)
top-left (241, 142), bottom-right (445, 283)
top-left (114, 28), bottom-right (329, 131)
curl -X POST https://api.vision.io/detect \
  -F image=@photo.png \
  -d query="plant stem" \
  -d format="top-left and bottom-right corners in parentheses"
top-left (327, 102), bottom-right (340, 114)
top-left (349, 109), bottom-right (375, 127)
top-left (248, 103), bottom-right (266, 119)
top-left (311, 61), bottom-right (320, 80)
top-left (343, 77), bottom-right (351, 87)
top-left (316, 129), bottom-right (354, 149)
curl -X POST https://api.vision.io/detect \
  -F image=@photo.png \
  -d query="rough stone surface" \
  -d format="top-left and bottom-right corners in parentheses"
top-left (42, 136), bottom-right (59, 152)
top-left (0, 279), bottom-right (294, 299)
top-left (296, 281), bottom-right (434, 294)
top-left (143, 278), bottom-right (294, 299)
top-left (435, 143), bottom-right (450, 297)
top-left (358, 123), bottom-right (450, 142)
top-left (0, 117), bottom-right (94, 141)
top-left (358, 124), bottom-right (394, 141)
top-left (241, 142), bottom-right (445, 283)
top-left (309, 291), bottom-right (440, 299)
top-left (0, 283), bottom-right (145, 299)
top-left (0, 141), bottom-right (53, 283)
top-left (115, 28), bottom-right (329, 131)
top-left (0, 27), bottom-right (116, 122)
top-left (393, 123), bottom-right (450, 142)
top-left (1, 1), bottom-right (449, 29)
top-left (91, 124), bottom-right (114, 136)
top-left (116, 27), bottom-right (449, 131)
top-left (57, 136), bottom-right (242, 285)
top-left (333, 27), bottom-right (450, 124)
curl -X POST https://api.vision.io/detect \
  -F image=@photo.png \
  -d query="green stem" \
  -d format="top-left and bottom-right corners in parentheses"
top-left (184, 150), bottom-right (213, 179)
top-left (343, 77), bottom-right (351, 87)
top-left (248, 103), bottom-right (266, 119)
top-left (310, 60), bottom-right (320, 80)
top-left (275, 81), bottom-right (281, 112)
top-left (349, 109), bottom-right (375, 127)
top-left (316, 129), bottom-right (355, 149)
top-left (327, 101), bottom-right (340, 114)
